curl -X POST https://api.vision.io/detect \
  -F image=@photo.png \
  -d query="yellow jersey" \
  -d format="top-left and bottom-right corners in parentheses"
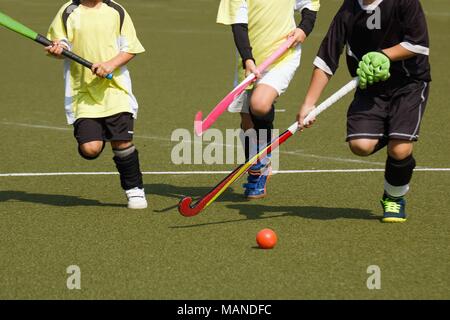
top-left (217, 0), bottom-right (320, 82)
top-left (47, 0), bottom-right (145, 124)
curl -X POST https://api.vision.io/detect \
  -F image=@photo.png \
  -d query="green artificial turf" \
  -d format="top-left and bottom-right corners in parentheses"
top-left (0, 0), bottom-right (449, 299)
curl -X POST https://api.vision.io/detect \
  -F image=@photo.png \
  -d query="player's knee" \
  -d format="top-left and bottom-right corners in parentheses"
top-left (348, 140), bottom-right (377, 157)
top-left (250, 96), bottom-right (272, 117)
top-left (79, 141), bottom-right (104, 160)
top-left (388, 141), bottom-right (413, 160)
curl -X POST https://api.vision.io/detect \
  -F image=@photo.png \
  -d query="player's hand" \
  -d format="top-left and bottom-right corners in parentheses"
top-left (92, 61), bottom-right (115, 78)
top-left (245, 59), bottom-right (261, 79)
top-left (45, 40), bottom-right (65, 58)
top-left (357, 52), bottom-right (391, 89)
top-left (287, 28), bottom-right (307, 48)
top-left (297, 103), bottom-right (316, 129)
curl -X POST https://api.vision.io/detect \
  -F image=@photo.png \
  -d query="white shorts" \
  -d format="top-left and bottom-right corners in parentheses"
top-left (228, 45), bottom-right (302, 114)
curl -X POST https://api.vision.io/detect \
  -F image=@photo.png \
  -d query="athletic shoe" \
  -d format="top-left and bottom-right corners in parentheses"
top-left (243, 158), bottom-right (272, 199)
top-left (125, 187), bottom-right (148, 209)
top-left (380, 193), bottom-right (406, 223)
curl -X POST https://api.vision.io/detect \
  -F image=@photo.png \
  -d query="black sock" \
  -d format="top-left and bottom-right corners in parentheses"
top-left (250, 105), bottom-right (275, 154)
top-left (385, 154), bottom-right (416, 187)
top-left (113, 148), bottom-right (143, 190)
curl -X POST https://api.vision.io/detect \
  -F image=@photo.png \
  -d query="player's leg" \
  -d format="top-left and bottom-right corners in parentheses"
top-left (348, 139), bottom-right (379, 156)
top-left (244, 48), bottom-right (301, 199)
top-left (380, 81), bottom-right (429, 222)
top-left (106, 112), bottom-right (147, 209)
top-left (241, 84), bottom-right (277, 199)
top-left (380, 140), bottom-right (415, 223)
top-left (230, 88), bottom-right (273, 199)
top-left (73, 118), bottom-right (106, 160)
top-left (79, 141), bottom-right (105, 158)
top-left (250, 84), bottom-right (277, 153)
top-left (346, 92), bottom-right (387, 157)
top-left (346, 91), bottom-right (396, 221)
top-left (240, 112), bottom-right (253, 131)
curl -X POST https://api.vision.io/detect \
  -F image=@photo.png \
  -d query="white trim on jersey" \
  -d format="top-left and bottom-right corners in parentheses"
top-left (410, 82), bottom-right (428, 140)
top-left (313, 56), bottom-right (333, 76)
top-left (400, 42), bottom-right (430, 56)
top-left (358, 0), bottom-right (383, 11)
top-left (118, 35), bottom-right (130, 52)
top-left (389, 133), bottom-right (419, 139)
top-left (64, 59), bottom-right (75, 124)
top-left (346, 44), bottom-right (359, 62)
top-left (235, 0), bottom-right (248, 24)
top-left (120, 66), bottom-right (139, 119)
top-left (347, 133), bottom-right (385, 138)
top-left (60, 38), bottom-right (72, 51)
top-left (295, 0), bottom-right (312, 12)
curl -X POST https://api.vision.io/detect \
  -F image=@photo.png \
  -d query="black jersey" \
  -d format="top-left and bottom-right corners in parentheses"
top-left (314, 0), bottom-right (431, 86)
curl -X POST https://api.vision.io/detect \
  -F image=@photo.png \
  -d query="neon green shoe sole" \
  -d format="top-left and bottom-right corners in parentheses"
top-left (382, 216), bottom-right (407, 223)
top-left (380, 194), bottom-right (407, 223)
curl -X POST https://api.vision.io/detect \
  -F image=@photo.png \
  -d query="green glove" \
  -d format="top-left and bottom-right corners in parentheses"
top-left (356, 52), bottom-right (391, 89)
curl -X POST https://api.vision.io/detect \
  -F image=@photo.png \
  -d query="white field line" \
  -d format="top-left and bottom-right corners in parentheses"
top-left (1, 168), bottom-right (450, 177)
top-left (0, 121), bottom-right (383, 166)
top-left (0, 121), bottom-right (71, 131)
top-left (283, 150), bottom-right (386, 166)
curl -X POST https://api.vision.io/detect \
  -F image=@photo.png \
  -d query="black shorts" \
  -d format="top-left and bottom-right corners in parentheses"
top-left (346, 81), bottom-right (430, 142)
top-left (73, 112), bottom-right (135, 145)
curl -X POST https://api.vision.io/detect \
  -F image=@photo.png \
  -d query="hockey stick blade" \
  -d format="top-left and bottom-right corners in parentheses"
top-left (178, 197), bottom-right (197, 217)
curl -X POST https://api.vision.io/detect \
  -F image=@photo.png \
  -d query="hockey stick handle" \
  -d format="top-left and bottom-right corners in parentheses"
top-left (195, 37), bottom-right (295, 136)
top-left (302, 77), bottom-right (359, 127)
top-left (0, 10), bottom-right (113, 80)
top-left (36, 35), bottom-right (113, 80)
top-left (256, 36), bottom-right (296, 72)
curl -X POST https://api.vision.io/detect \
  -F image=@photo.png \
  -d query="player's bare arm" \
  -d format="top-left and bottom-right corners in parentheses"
top-left (297, 67), bottom-right (331, 128)
top-left (92, 52), bottom-right (136, 78)
top-left (382, 44), bottom-right (417, 61)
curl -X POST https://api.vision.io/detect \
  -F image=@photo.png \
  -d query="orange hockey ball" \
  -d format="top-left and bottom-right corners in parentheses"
top-left (256, 228), bottom-right (277, 249)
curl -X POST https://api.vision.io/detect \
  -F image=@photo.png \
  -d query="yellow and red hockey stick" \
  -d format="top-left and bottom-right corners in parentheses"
top-left (179, 78), bottom-right (359, 217)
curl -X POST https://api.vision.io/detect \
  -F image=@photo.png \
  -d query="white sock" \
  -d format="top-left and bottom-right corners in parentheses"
top-left (384, 180), bottom-right (409, 198)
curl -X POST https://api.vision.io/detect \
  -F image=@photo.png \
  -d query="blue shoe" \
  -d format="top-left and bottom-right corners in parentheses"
top-left (380, 193), bottom-right (407, 223)
top-left (243, 159), bottom-right (272, 199)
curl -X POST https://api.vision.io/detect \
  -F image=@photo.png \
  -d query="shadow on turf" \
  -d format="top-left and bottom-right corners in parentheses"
top-left (227, 204), bottom-right (378, 221)
top-left (144, 184), bottom-right (379, 224)
top-left (143, 183), bottom-right (244, 212)
top-left (0, 191), bottom-right (123, 207)
top-left (171, 204), bottom-right (378, 229)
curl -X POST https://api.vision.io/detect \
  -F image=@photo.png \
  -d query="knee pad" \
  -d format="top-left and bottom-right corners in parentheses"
top-left (78, 142), bottom-right (105, 160)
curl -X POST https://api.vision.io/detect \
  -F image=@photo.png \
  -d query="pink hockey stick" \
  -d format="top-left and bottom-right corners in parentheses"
top-left (194, 36), bottom-right (296, 136)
